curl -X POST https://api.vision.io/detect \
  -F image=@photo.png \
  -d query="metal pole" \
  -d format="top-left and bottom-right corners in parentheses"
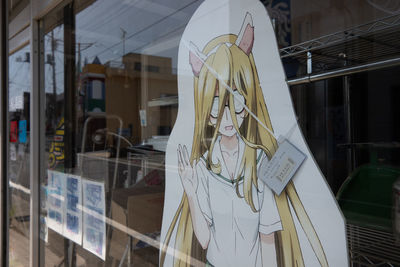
top-left (287, 57), bottom-right (400, 86)
top-left (0, 0), bottom-right (9, 266)
top-left (64, 3), bottom-right (76, 267)
top-left (30, 17), bottom-right (42, 267)
top-left (343, 75), bottom-right (353, 173)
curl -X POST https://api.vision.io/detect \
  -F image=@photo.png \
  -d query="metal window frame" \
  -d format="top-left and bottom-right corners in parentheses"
top-left (30, 5), bottom-right (65, 267)
top-left (29, 15), bottom-right (42, 267)
top-left (0, 0), bottom-right (9, 266)
top-left (6, 3), bottom-right (68, 267)
top-left (30, 1), bottom-right (69, 266)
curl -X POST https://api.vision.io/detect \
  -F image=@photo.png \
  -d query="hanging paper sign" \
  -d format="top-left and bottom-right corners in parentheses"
top-left (47, 170), bottom-right (66, 235)
top-left (82, 179), bottom-right (106, 260)
top-left (40, 185), bottom-right (49, 242)
top-left (63, 174), bottom-right (83, 245)
top-left (258, 138), bottom-right (306, 196)
top-left (18, 144), bottom-right (25, 157)
top-left (18, 120), bottom-right (27, 144)
top-left (139, 109), bottom-right (147, 126)
top-left (161, 1), bottom-right (348, 267)
top-left (10, 121), bottom-right (18, 143)
top-left (10, 143), bottom-right (17, 161)
top-left (40, 216), bottom-right (48, 243)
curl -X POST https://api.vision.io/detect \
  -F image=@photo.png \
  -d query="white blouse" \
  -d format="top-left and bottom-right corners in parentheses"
top-left (195, 136), bottom-right (282, 267)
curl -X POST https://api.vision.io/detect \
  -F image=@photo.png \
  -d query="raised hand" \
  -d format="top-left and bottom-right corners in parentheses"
top-left (177, 144), bottom-right (198, 197)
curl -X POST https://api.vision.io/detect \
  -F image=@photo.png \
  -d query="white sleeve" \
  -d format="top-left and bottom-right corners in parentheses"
top-left (196, 162), bottom-right (213, 225)
top-left (258, 152), bottom-right (282, 234)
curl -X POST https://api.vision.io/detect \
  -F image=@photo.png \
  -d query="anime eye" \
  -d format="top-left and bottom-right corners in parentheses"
top-left (233, 90), bottom-right (245, 114)
top-left (210, 96), bottom-right (219, 118)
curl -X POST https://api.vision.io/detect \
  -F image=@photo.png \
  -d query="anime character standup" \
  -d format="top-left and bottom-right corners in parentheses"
top-left (161, 13), bottom-right (329, 267)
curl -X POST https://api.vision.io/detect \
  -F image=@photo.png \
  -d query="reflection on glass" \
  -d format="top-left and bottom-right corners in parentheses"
top-left (40, 17), bottom-right (68, 265)
top-left (39, 0), bottom-right (202, 265)
top-left (44, 26), bottom-right (65, 170)
top-left (26, 0), bottom-right (400, 266)
top-left (8, 45), bottom-right (31, 266)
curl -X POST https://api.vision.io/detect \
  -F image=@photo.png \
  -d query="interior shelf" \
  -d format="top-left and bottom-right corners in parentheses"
top-left (148, 96), bottom-right (178, 107)
top-left (281, 13), bottom-right (400, 80)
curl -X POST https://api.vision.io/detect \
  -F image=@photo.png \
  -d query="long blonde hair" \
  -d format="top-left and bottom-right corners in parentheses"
top-left (161, 35), bottom-right (328, 267)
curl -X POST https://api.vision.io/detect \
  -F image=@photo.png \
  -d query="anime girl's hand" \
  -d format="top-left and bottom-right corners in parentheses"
top-left (177, 144), bottom-right (198, 197)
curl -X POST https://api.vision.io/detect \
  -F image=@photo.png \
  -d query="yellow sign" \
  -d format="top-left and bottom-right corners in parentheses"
top-left (49, 118), bottom-right (65, 169)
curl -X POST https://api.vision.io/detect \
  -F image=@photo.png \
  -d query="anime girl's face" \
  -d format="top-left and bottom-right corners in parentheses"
top-left (209, 84), bottom-right (246, 137)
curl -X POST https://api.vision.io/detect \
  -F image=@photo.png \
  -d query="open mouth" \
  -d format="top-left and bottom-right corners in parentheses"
top-left (225, 125), bottom-right (233, 131)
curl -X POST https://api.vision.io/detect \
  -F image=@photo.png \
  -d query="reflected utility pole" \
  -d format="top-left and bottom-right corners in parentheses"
top-left (120, 27), bottom-right (128, 88)
top-left (120, 27), bottom-right (126, 56)
top-left (51, 30), bottom-right (57, 128)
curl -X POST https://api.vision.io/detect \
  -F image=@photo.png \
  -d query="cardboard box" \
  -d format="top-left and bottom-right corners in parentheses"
top-left (109, 185), bottom-right (164, 260)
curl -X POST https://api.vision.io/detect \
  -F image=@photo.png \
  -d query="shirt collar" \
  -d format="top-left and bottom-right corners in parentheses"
top-left (212, 134), bottom-right (245, 183)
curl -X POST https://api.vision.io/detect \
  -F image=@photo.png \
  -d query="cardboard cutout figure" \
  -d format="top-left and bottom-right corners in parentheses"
top-left (161, 1), bottom-right (348, 266)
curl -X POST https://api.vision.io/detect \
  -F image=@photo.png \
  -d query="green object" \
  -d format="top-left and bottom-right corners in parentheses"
top-left (337, 164), bottom-right (400, 232)
top-left (87, 99), bottom-right (105, 113)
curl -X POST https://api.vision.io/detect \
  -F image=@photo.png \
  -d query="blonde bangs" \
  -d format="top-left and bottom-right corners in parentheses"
top-left (191, 44), bottom-right (235, 174)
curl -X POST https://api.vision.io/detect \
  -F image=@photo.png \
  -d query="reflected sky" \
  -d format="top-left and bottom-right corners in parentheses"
top-left (76, 0), bottom-right (202, 71)
top-left (9, 45), bottom-right (31, 109)
top-left (9, 0), bottom-right (203, 106)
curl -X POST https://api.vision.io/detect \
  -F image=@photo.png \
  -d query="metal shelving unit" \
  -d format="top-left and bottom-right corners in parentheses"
top-left (280, 14), bottom-right (400, 267)
top-left (281, 13), bottom-right (400, 85)
top-left (347, 224), bottom-right (400, 267)
top-left (281, 14), bottom-right (400, 58)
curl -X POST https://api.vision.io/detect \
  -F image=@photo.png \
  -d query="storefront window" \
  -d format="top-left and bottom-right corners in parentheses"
top-left (39, 0), bottom-right (202, 265)
top-left (4, 0), bottom-right (400, 266)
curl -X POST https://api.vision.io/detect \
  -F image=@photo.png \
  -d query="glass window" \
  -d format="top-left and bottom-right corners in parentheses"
top-left (39, 1), bottom-right (202, 265)
top-left (30, 1), bottom-right (400, 266)
top-left (280, 1), bottom-right (400, 266)
top-left (8, 44), bottom-right (31, 266)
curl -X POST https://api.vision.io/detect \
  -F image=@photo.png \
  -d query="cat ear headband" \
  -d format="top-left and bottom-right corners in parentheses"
top-left (189, 12), bottom-right (254, 77)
